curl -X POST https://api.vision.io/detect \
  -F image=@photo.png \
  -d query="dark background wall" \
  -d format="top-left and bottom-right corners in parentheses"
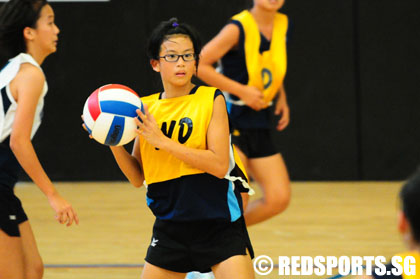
top-left (3, 0), bottom-right (419, 181)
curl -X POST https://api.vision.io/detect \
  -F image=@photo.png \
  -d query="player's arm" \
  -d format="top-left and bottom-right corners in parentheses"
top-left (197, 23), bottom-right (266, 110)
top-left (109, 136), bottom-right (144, 188)
top-left (136, 95), bottom-right (229, 179)
top-left (274, 84), bottom-right (290, 131)
top-left (10, 64), bottom-right (78, 226)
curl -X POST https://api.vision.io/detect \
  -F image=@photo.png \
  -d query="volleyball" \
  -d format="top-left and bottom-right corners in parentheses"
top-left (83, 84), bottom-right (143, 146)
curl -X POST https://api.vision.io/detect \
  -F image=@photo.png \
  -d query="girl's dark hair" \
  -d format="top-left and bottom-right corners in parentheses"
top-left (0, 0), bottom-right (48, 68)
top-left (400, 167), bottom-right (420, 243)
top-left (146, 18), bottom-right (202, 68)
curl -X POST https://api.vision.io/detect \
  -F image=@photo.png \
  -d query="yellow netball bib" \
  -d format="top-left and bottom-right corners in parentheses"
top-left (139, 86), bottom-right (254, 195)
top-left (232, 10), bottom-right (288, 104)
top-left (139, 87), bottom-right (215, 184)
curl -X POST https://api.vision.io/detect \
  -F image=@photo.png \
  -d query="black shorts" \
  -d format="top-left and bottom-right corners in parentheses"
top-left (145, 217), bottom-right (254, 273)
top-left (0, 188), bottom-right (28, 237)
top-left (231, 128), bottom-right (278, 159)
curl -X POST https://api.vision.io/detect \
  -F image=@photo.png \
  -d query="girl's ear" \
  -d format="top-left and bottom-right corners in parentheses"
top-left (398, 210), bottom-right (409, 234)
top-left (150, 59), bottom-right (160, 72)
top-left (23, 26), bottom-right (35, 41)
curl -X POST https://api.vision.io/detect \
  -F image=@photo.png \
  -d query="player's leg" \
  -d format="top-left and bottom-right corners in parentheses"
top-left (244, 153), bottom-right (291, 226)
top-left (211, 253), bottom-right (254, 279)
top-left (0, 191), bottom-right (27, 279)
top-left (142, 262), bottom-right (186, 279)
top-left (0, 229), bottom-right (25, 279)
top-left (19, 221), bottom-right (44, 279)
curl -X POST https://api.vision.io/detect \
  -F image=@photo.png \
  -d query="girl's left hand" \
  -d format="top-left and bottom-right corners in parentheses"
top-left (81, 115), bottom-right (93, 139)
top-left (135, 104), bottom-right (167, 148)
top-left (275, 100), bottom-right (290, 131)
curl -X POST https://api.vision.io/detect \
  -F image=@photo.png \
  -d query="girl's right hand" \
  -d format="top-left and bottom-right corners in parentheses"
top-left (135, 105), bottom-right (168, 149)
top-left (241, 86), bottom-right (267, 111)
top-left (47, 191), bottom-right (79, 226)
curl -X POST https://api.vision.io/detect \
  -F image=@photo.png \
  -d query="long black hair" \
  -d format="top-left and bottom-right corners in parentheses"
top-left (0, 0), bottom-right (48, 68)
top-left (400, 167), bottom-right (420, 243)
top-left (146, 18), bottom-right (202, 69)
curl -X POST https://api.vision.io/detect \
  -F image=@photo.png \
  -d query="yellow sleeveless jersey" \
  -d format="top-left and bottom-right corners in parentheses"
top-left (232, 10), bottom-right (288, 104)
top-left (139, 86), bottom-right (253, 221)
top-left (140, 86), bottom-right (216, 184)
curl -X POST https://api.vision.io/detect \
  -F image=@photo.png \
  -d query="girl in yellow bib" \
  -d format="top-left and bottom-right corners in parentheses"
top-left (198, 0), bottom-right (291, 226)
top-left (107, 18), bottom-right (255, 279)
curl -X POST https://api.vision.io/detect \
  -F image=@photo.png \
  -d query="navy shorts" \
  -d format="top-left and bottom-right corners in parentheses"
top-left (231, 128), bottom-right (278, 159)
top-left (145, 216), bottom-right (254, 273)
top-left (0, 188), bottom-right (28, 237)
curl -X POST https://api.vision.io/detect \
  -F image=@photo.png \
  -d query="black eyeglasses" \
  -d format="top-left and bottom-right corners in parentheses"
top-left (159, 53), bottom-right (196, 62)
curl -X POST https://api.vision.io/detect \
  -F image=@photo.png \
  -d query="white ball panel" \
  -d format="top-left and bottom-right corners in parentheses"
top-left (91, 113), bottom-right (114, 144)
top-left (98, 89), bottom-right (142, 107)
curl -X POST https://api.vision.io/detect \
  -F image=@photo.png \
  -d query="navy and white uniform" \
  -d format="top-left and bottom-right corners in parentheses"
top-left (0, 53), bottom-right (47, 190)
top-left (0, 53), bottom-right (47, 236)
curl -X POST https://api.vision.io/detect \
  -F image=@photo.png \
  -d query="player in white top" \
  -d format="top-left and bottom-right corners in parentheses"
top-left (0, 1), bottom-right (78, 278)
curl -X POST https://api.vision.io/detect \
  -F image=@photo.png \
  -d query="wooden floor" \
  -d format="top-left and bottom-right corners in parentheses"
top-left (14, 181), bottom-right (405, 279)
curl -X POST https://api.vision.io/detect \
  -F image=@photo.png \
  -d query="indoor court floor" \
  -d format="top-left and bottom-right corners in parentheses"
top-left (15, 181), bottom-right (404, 279)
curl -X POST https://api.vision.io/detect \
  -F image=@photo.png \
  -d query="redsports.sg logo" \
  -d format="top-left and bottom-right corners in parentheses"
top-left (254, 255), bottom-right (416, 277)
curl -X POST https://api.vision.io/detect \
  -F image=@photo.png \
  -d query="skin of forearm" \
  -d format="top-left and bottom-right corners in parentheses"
top-left (159, 136), bottom-right (229, 179)
top-left (10, 137), bottom-right (56, 196)
top-left (198, 64), bottom-right (245, 99)
top-left (110, 146), bottom-right (144, 187)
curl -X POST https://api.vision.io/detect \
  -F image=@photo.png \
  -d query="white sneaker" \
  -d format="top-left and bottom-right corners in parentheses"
top-left (185, 271), bottom-right (215, 279)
